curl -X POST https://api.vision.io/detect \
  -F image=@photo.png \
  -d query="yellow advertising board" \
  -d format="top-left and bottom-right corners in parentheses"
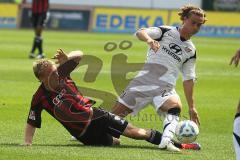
top-left (169, 10), bottom-right (240, 37)
top-left (0, 4), bottom-right (18, 28)
top-left (92, 7), bottom-right (169, 33)
top-left (92, 8), bottom-right (240, 37)
top-left (0, 4), bottom-right (18, 17)
top-left (169, 10), bottom-right (240, 26)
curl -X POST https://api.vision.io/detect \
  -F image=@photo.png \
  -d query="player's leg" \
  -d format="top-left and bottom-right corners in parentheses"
top-left (156, 96), bottom-right (201, 151)
top-left (108, 113), bottom-right (163, 145)
top-left (35, 12), bottom-right (47, 59)
top-left (29, 13), bottom-right (38, 58)
top-left (112, 87), bottom-right (152, 118)
top-left (111, 101), bottom-right (133, 118)
top-left (29, 13), bottom-right (45, 59)
top-left (112, 72), bottom-right (156, 118)
top-left (233, 102), bottom-right (240, 160)
top-left (35, 15), bottom-right (44, 59)
top-left (34, 27), bottom-right (44, 59)
top-left (122, 123), bottom-right (163, 145)
top-left (104, 108), bottom-right (178, 150)
top-left (107, 113), bottom-right (181, 151)
top-left (155, 95), bottom-right (182, 150)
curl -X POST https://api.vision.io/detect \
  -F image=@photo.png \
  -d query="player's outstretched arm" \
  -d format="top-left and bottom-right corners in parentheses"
top-left (230, 48), bottom-right (240, 67)
top-left (183, 79), bottom-right (200, 125)
top-left (23, 123), bottom-right (36, 146)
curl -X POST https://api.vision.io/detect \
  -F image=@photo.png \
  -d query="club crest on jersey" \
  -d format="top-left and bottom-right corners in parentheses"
top-left (184, 47), bottom-right (192, 52)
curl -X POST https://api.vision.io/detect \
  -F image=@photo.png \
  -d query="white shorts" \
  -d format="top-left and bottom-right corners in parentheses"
top-left (118, 80), bottom-right (180, 115)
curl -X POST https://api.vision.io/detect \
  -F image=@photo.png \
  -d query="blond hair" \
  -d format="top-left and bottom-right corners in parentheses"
top-left (33, 59), bottom-right (54, 79)
top-left (178, 5), bottom-right (207, 23)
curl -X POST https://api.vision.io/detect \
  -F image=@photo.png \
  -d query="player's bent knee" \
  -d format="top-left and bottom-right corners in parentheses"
top-left (161, 97), bottom-right (182, 112)
top-left (167, 107), bottom-right (181, 116)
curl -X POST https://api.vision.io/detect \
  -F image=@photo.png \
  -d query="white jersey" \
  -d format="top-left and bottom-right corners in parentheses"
top-left (234, 114), bottom-right (240, 160)
top-left (136, 26), bottom-right (197, 86)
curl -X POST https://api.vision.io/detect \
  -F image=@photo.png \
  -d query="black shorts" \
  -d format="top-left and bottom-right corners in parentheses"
top-left (78, 107), bottom-right (128, 146)
top-left (31, 12), bottom-right (47, 28)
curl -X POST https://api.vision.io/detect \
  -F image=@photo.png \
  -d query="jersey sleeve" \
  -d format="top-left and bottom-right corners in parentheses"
top-left (181, 53), bottom-right (197, 81)
top-left (58, 59), bottom-right (79, 77)
top-left (27, 97), bottom-right (43, 128)
top-left (135, 27), bottom-right (162, 40)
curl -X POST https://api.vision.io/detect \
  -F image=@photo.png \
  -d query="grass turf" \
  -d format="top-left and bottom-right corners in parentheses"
top-left (0, 29), bottom-right (239, 160)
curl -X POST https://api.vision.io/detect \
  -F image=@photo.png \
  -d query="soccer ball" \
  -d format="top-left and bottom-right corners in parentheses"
top-left (175, 120), bottom-right (199, 143)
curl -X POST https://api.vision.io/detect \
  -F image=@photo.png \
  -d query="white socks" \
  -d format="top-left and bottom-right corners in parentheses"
top-left (160, 114), bottom-right (179, 147)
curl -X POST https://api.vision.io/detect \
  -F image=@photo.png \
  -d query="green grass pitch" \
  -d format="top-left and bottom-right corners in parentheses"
top-left (0, 29), bottom-right (239, 160)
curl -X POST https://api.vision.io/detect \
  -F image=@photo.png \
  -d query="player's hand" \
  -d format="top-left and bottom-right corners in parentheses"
top-left (189, 107), bottom-right (200, 126)
top-left (230, 49), bottom-right (240, 67)
top-left (147, 39), bottom-right (160, 53)
top-left (52, 49), bottom-right (68, 65)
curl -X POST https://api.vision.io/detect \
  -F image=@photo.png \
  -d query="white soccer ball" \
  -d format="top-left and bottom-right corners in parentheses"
top-left (175, 120), bottom-right (199, 143)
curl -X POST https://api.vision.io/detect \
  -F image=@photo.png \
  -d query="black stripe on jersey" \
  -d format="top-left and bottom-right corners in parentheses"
top-left (233, 132), bottom-right (240, 147)
top-left (163, 122), bottom-right (171, 131)
top-left (183, 51), bottom-right (197, 64)
top-left (155, 27), bottom-right (171, 42)
top-left (235, 113), bottom-right (240, 119)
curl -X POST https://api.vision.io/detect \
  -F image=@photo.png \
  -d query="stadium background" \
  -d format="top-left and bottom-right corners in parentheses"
top-left (1, 0), bottom-right (240, 37)
top-left (0, 0), bottom-right (239, 160)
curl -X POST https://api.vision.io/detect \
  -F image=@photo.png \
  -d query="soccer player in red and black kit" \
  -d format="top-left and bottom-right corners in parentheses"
top-left (24, 49), bottom-right (165, 146)
top-left (24, 49), bottom-right (199, 150)
top-left (28, 0), bottom-right (49, 59)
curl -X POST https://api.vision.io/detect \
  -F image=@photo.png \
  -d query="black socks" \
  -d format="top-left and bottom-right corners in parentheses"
top-left (31, 36), bottom-right (43, 54)
top-left (146, 130), bottom-right (162, 145)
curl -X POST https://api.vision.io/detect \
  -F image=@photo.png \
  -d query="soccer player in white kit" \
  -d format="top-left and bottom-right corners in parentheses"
top-left (111, 5), bottom-right (206, 152)
top-left (233, 103), bottom-right (240, 160)
top-left (230, 49), bottom-right (240, 160)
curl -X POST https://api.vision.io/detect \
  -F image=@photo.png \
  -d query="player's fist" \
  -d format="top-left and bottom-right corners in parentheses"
top-left (147, 39), bottom-right (160, 53)
top-left (53, 49), bottom-right (68, 65)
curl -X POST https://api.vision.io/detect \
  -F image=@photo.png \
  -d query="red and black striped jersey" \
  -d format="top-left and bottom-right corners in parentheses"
top-left (27, 60), bottom-right (95, 138)
top-left (32, 0), bottom-right (49, 14)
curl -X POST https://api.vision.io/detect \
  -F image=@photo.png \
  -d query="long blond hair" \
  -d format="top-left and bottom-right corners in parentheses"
top-left (178, 5), bottom-right (207, 23)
